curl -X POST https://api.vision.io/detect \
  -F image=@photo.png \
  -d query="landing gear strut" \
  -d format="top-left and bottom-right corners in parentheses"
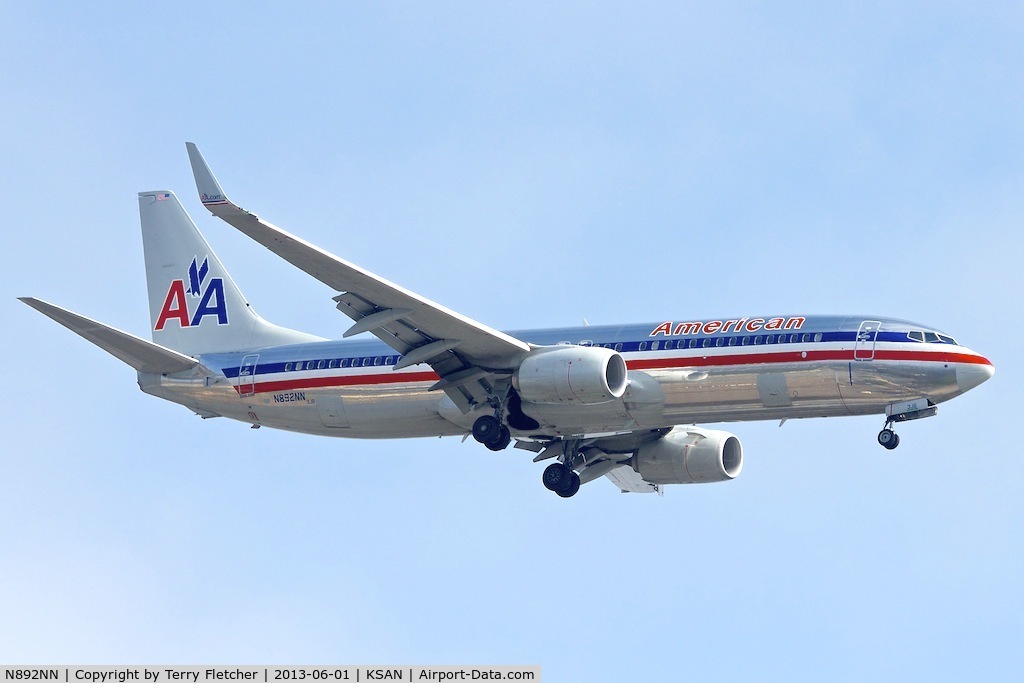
top-left (472, 414), bottom-right (511, 451)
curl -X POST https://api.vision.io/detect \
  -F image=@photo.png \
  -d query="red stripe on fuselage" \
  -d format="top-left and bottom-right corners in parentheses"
top-left (242, 370), bottom-right (439, 395)
top-left (628, 348), bottom-right (993, 371)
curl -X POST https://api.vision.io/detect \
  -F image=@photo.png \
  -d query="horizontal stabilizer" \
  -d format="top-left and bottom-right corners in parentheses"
top-left (19, 297), bottom-right (198, 374)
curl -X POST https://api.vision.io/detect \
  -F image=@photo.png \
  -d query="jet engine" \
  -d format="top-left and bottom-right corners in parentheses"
top-left (513, 346), bottom-right (628, 405)
top-left (632, 427), bottom-right (743, 484)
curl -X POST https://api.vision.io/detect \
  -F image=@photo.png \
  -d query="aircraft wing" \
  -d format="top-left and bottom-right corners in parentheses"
top-left (603, 465), bottom-right (662, 494)
top-left (565, 430), bottom-right (665, 494)
top-left (19, 297), bottom-right (198, 374)
top-left (186, 143), bottom-right (531, 412)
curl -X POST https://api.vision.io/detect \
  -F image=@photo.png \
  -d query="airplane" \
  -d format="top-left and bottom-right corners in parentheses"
top-left (19, 143), bottom-right (995, 497)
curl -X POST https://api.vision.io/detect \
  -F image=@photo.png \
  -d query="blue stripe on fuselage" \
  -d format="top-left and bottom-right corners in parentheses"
top-left (212, 315), bottom-right (957, 379)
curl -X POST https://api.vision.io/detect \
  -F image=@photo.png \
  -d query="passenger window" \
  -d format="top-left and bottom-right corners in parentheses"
top-left (328, 360), bottom-right (336, 369)
top-left (754, 335), bottom-right (763, 345)
top-left (639, 342), bottom-right (648, 351)
top-left (741, 336), bottom-right (750, 346)
top-left (614, 343), bottom-right (622, 352)
top-left (374, 357), bottom-right (382, 366)
top-left (728, 337), bottom-right (737, 346)
top-left (702, 338), bottom-right (710, 348)
top-left (716, 338), bottom-right (724, 347)
top-left (766, 335), bottom-right (775, 344)
top-left (652, 341), bottom-right (661, 350)
top-left (802, 334), bottom-right (811, 343)
top-left (285, 363), bottom-right (293, 372)
top-left (317, 360), bottom-right (325, 370)
top-left (341, 359), bottom-right (349, 368)
top-left (814, 333), bottom-right (823, 342)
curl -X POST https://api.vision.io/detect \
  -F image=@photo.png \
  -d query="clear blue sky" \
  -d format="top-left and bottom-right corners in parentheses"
top-left (2, 2), bottom-right (1021, 679)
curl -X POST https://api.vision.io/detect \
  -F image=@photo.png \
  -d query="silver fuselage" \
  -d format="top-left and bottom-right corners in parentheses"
top-left (139, 314), bottom-right (994, 440)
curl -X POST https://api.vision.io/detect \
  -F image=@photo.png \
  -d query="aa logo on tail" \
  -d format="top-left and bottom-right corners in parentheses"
top-left (155, 256), bottom-right (229, 330)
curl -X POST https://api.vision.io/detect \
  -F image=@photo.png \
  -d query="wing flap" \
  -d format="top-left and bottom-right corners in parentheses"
top-left (604, 465), bottom-right (662, 494)
top-left (19, 298), bottom-right (198, 374)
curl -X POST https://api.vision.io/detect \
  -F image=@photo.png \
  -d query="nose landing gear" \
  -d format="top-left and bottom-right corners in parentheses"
top-left (876, 399), bottom-right (938, 450)
top-left (877, 425), bottom-right (900, 450)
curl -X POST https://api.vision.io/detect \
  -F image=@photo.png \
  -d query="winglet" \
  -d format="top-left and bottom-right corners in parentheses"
top-left (185, 142), bottom-right (232, 211)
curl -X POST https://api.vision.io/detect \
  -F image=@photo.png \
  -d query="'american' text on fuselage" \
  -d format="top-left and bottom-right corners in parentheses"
top-left (650, 316), bottom-right (806, 337)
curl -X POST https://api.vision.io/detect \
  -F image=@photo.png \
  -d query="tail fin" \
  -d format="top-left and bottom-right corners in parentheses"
top-left (139, 190), bottom-right (323, 355)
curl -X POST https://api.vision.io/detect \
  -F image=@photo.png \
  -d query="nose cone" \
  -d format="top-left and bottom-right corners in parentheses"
top-left (957, 358), bottom-right (995, 393)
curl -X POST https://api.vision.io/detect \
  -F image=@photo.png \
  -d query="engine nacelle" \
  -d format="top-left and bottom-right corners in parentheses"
top-left (513, 346), bottom-right (628, 405)
top-left (633, 427), bottom-right (743, 484)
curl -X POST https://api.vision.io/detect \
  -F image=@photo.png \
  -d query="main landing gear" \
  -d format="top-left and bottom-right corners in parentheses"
top-left (472, 414), bottom-right (511, 452)
top-left (540, 439), bottom-right (583, 498)
top-left (471, 406), bottom-right (581, 498)
top-left (542, 462), bottom-right (581, 498)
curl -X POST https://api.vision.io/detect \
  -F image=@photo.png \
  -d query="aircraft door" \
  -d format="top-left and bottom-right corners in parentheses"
top-left (238, 354), bottom-right (259, 397)
top-left (854, 321), bottom-right (881, 361)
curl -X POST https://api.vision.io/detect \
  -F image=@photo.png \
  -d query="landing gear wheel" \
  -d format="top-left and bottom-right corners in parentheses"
top-left (485, 426), bottom-right (511, 452)
top-left (556, 472), bottom-right (581, 498)
top-left (878, 428), bottom-right (899, 450)
top-left (542, 462), bottom-right (573, 492)
top-left (543, 463), bottom-right (581, 497)
top-left (472, 415), bottom-right (502, 444)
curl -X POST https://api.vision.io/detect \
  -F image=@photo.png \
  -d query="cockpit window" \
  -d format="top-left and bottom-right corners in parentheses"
top-left (907, 330), bottom-right (957, 344)
top-left (914, 332), bottom-right (957, 345)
